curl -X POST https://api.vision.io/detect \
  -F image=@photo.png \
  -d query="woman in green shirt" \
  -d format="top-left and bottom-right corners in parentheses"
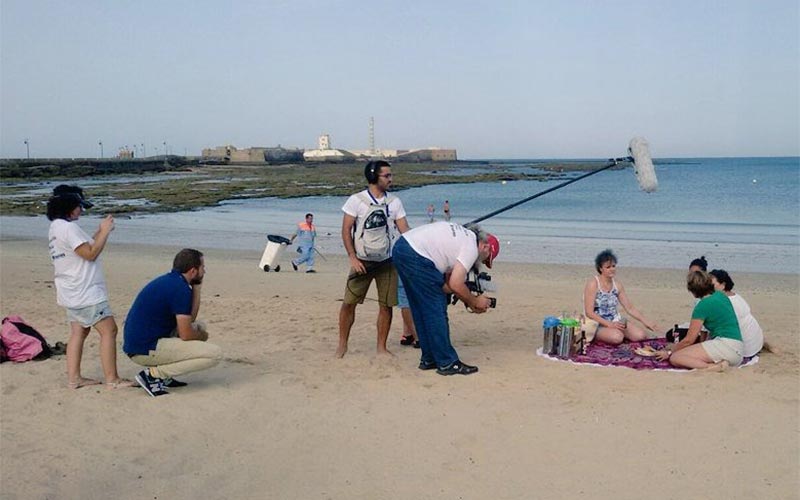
top-left (656, 271), bottom-right (744, 369)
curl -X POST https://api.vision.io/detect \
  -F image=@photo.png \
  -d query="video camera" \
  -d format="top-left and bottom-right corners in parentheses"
top-left (449, 270), bottom-right (497, 309)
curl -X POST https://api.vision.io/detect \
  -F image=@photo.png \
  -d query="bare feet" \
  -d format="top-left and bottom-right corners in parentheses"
top-left (335, 346), bottom-right (347, 358)
top-left (376, 348), bottom-right (395, 357)
top-left (762, 341), bottom-right (779, 355)
top-left (106, 378), bottom-right (137, 390)
top-left (703, 360), bottom-right (730, 372)
top-left (68, 377), bottom-right (101, 389)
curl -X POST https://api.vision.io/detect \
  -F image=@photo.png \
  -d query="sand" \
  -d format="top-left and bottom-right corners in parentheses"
top-left (1, 238), bottom-right (798, 500)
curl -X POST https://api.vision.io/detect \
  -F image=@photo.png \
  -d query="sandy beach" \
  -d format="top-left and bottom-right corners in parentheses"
top-left (1, 238), bottom-right (798, 499)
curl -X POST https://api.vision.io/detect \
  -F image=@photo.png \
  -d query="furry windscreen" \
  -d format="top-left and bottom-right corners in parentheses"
top-left (628, 137), bottom-right (658, 193)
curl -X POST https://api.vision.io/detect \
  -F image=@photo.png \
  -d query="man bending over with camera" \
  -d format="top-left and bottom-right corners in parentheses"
top-left (392, 222), bottom-right (499, 375)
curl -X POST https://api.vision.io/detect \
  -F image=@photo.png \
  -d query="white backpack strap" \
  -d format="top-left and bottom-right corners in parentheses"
top-left (357, 192), bottom-right (372, 205)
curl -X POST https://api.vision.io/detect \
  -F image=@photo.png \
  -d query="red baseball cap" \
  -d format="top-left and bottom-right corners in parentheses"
top-left (484, 233), bottom-right (500, 269)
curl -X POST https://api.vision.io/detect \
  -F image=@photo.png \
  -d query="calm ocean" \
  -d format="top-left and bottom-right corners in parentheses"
top-left (2, 157), bottom-right (798, 274)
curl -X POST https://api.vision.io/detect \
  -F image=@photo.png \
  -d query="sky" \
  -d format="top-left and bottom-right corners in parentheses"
top-left (1, 0), bottom-right (798, 159)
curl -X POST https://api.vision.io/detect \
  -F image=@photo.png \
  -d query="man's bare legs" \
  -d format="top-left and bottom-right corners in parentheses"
top-left (337, 302), bottom-right (394, 357)
top-left (377, 305), bottom-right (393, 356)
top-left (337, 302), bottom-right (356, 358)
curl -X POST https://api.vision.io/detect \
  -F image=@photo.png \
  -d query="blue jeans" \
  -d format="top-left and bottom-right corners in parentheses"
top-left (293, 245), bottom-right (315, 270)
top-left (392, 237), bottom-right (458, 368)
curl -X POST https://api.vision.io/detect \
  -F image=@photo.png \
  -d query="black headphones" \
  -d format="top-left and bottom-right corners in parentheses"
top-left (364, 160), bottom-right (389, 184)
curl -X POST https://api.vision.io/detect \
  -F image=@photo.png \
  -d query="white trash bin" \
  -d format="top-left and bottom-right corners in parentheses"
top-left (259, 235), bottom-right (291, 272)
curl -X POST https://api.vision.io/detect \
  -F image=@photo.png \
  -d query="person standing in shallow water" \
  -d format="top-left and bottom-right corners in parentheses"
top-left (443, 200), bottom-right (451, 221)
top-left (426, 203), bottom-right (435, 223)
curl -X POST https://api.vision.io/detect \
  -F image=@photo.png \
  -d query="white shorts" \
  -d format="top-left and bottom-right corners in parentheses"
top-left (65, 301), bottom-right (114, 328)
top-left (701, 337), bottom-right (744, 366)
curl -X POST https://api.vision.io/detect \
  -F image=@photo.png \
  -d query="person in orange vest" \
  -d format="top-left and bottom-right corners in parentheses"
top-left (290, 213), bottom-right (317, 273)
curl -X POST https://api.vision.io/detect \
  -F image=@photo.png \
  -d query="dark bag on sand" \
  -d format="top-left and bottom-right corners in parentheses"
top-left (666, 325), bottom-right (690, 343)
top-left (1, 316), bottom-right (52, 362)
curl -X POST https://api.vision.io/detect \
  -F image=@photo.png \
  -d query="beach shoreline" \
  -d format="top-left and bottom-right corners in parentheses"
top-left (1, 239), bottom-right (798, 499)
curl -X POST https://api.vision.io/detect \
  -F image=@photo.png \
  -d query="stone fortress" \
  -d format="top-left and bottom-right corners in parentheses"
top-left (202, 133), bottom-right (457, 164)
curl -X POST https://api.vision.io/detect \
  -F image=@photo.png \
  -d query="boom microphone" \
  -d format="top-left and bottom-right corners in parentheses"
top-left (628, 137), bottom-right (657, 193)
top-left (468, 137), bottom-right (658, 225)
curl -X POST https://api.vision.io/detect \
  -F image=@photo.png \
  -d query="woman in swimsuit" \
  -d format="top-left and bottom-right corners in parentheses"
top-left (583, 249), bottom-right (660, 345)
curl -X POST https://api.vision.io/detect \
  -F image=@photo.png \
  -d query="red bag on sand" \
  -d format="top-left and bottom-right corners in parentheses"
top-left (0, 316), bottom-right (48, 363)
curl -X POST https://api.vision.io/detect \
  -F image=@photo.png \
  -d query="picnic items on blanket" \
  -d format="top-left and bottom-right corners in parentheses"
top-left (666, 323), bottom-right (690, 342)
top-left (542, 315), bottom-right (597, 358)
top-left (580, 316), bottom-right (598, 345)
top-left (557, 317), bottom-right (581, 358)
top-left (634, 345), bottom-right (659, 357)
top-left (542, 316), bottom-right (560, 356)
top-left (541, 338), bottom-right (758, 370)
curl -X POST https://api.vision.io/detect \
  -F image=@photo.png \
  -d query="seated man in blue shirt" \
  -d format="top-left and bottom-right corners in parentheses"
top-left (124, 248), bottom-right (221, 397)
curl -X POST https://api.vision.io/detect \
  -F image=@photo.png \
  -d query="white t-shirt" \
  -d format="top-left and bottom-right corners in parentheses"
top-left (342, 189), bottom-right (407, 244)
top-left (48, 219), bottom-right (108, 309)
top-left (728, 293), bottom-right (763, 357)
top-left (402, 222), bottom-right (479, 274)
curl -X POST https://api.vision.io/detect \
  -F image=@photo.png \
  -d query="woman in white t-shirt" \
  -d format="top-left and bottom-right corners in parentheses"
top-left (708, 269), bottom-right (773, 357)
top-left (47, 187), bottom-right (132, 389)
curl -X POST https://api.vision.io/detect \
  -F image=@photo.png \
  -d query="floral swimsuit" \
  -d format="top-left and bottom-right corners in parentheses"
top-left (594, 276), bottom-right (621, 322)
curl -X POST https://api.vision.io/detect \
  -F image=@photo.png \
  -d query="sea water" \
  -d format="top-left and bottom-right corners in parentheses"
top-left (1, 157), bottom-right (798, 274)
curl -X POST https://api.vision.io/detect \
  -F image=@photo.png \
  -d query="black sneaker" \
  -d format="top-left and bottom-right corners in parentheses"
top-left (436, 360), bottom-right (479, 376)
top-left (164, 377), bottom-right (188, 388)
top-left (291, 261), bottom-right (298, 271)
top-left (306, 269), bottom-right (316, 273)
top-left (135, 369), bottom-right (169, 397)
top-left (418, 360), bottom-right (438, 370)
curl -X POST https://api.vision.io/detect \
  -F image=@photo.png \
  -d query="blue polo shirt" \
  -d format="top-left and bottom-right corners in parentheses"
top-left (123, 270), bottom-right (193, 355)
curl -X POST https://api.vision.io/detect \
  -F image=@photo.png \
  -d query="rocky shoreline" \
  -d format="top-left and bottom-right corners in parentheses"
top-left (0, 159), bottom-right (607, 216)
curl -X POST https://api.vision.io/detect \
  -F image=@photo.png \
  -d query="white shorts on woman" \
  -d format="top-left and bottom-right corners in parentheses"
top-left (701, 337), bottom-right (744, 366)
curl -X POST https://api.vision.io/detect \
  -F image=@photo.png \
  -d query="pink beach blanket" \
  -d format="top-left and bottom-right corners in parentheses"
top-left (540, 338), bottom-right (757, 370)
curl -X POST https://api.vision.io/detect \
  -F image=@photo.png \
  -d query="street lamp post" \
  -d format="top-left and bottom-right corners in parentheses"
top-left (163, 141), bottom-right (167, 156)
top-left (99, 141), bottom-right (104, 158)
top-left (23, 138), bottom-right (29, 159)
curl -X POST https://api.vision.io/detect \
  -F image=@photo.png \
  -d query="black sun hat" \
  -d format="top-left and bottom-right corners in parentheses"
top-left (52, 184), bottom-right (94, 209)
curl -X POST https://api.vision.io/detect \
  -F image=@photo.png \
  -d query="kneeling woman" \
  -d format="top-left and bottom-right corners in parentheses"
top-left (657, 271), bottom-right (744, 369)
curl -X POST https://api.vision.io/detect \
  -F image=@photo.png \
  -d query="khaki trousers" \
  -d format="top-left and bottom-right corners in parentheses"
top-left (130, 337), bottom-right (222, 380)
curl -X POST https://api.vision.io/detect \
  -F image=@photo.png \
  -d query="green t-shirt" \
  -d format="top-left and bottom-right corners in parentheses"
top-left (691, 291), bottom-right (742, 341)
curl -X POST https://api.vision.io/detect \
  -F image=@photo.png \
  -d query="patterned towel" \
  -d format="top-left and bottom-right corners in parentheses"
top-left (538, 338), bottom-right (757, 371)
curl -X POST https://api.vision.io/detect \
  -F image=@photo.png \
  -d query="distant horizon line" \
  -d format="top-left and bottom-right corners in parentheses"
top-left (0, 154), bottom-right (798, 162)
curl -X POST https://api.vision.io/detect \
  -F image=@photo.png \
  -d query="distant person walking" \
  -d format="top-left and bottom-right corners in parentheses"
top-left (46, 185), bottom-right (134, 390)
top-left (290, 213), bottom-right (317, 273)
top-left (443, 200), bottom-right (451, 221)
top-left (426, 203), bottom-right (435, 223)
